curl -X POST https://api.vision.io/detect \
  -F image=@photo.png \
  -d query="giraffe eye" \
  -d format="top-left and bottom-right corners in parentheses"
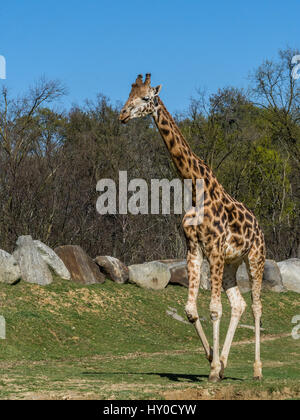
top-left (143, 96), bottom-right (150, 102)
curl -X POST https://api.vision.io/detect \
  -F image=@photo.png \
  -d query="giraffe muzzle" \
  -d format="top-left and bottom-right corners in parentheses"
top-left (119, 110), bottom-right (131, 124)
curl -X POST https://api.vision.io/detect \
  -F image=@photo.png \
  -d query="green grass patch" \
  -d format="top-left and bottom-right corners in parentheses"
top-left (0, 277), bottom-right (299, 399)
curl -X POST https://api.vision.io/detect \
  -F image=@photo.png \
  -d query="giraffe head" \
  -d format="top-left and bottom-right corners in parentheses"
top-left (119, 73), bottom-right (162, 124)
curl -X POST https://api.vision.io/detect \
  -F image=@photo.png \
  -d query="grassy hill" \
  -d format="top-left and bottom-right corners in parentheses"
top-left (0, 277), bottom-right (299, 399)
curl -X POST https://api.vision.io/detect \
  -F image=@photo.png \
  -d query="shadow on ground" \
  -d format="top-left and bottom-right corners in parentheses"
top-left (81, 371), bottom-right (243, 382)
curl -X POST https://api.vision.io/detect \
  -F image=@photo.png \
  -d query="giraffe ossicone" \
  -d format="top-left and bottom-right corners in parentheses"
top-left (119, 73), bottom-right (266, 382)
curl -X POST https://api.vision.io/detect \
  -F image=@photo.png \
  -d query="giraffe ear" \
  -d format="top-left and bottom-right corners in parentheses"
top-left (154, 85), bottom-right (162, 96)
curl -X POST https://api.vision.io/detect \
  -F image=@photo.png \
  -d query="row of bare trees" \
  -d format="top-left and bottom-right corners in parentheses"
top-left (0, 48), bottom-right (299, 263)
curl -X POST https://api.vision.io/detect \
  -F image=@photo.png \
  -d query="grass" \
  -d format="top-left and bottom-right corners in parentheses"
top-left (0, 276), bottom-right (299, 399)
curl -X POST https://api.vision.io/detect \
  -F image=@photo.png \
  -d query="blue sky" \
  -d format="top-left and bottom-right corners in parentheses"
top-left (0, 0), bottom-right (299, 113)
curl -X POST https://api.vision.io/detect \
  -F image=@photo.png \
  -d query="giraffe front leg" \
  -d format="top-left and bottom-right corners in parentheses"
top-left (185, 241), bottom-right (213, 363)
top-left (208, 256), bottom-right (224, 383)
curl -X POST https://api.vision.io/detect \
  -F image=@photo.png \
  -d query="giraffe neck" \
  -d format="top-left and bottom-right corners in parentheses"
top-left (152, 97), bottom-right (210, 181)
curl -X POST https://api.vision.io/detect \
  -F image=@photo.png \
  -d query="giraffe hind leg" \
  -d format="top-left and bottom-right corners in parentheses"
top-left (208, 253), bottom-right (225, 383)
top-left (220, 262), bottom-right (246, 378)
top-left (245, 249), bottom-right (265, 380)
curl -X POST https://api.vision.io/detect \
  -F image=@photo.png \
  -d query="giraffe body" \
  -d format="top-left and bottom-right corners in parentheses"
top-left (119, 74), bottom-right (265, 381)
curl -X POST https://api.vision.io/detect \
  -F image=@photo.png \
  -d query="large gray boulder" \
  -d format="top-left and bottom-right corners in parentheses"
top-left (128, 261), bottom-right (170, 290)
top-left (277, 258), bottom-right (300, 293)
top-left (159, 259), bottom-right (188, 287)
top-left (13, 236), bottom-right (53, 285)
top-left (54, 245), bottom-right (105, 285)
top-left (34, 240), bottom-right (71, 280)
top-left (0, 250), bottom-right (21, 284)
top-left (159, 258), bottom-right (211, 290)
top-left (262, 259), bottom-right (285, 292)
top-left (236, 263), bottom-right (251, 293)
top-left (94, 256), bottom-right (128, 284)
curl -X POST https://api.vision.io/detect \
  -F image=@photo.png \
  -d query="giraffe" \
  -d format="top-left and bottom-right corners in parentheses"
top-left (119, 74), bottom-right (266, 382)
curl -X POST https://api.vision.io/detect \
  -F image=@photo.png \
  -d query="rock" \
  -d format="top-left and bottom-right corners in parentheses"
top-left (262, 259), bottom-right (285, 292)
top-left (236, 263), bottom-right (251, 293)
top-left (166, 306), bottom-right (189, 324)
top-left (13, 236), bottom-right (53, 285)
top-left (159, 258), bottom-right (211, 290)
top-left (128, 261), bottom-right (170, 290)
top-left (159, 259), bottom-right (188, 287)
top-left (0, 250), bottom-right (21, 284)
top-left (277, 258), bottom-right (300, 293)
top-left (54, 245), bottom-right (105, 285)
top-left (94, 256), bottom-right (128, 284)
top-left (34, 240), bottom-right (71, 280)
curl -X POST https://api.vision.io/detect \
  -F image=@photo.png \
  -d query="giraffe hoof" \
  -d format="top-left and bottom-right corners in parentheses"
top-left (185, 304), bottom-right (198, 323)
top-left (253, 362), bottom-right (262, 380)
top-left (208, 374), bottom-right (222, 383)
